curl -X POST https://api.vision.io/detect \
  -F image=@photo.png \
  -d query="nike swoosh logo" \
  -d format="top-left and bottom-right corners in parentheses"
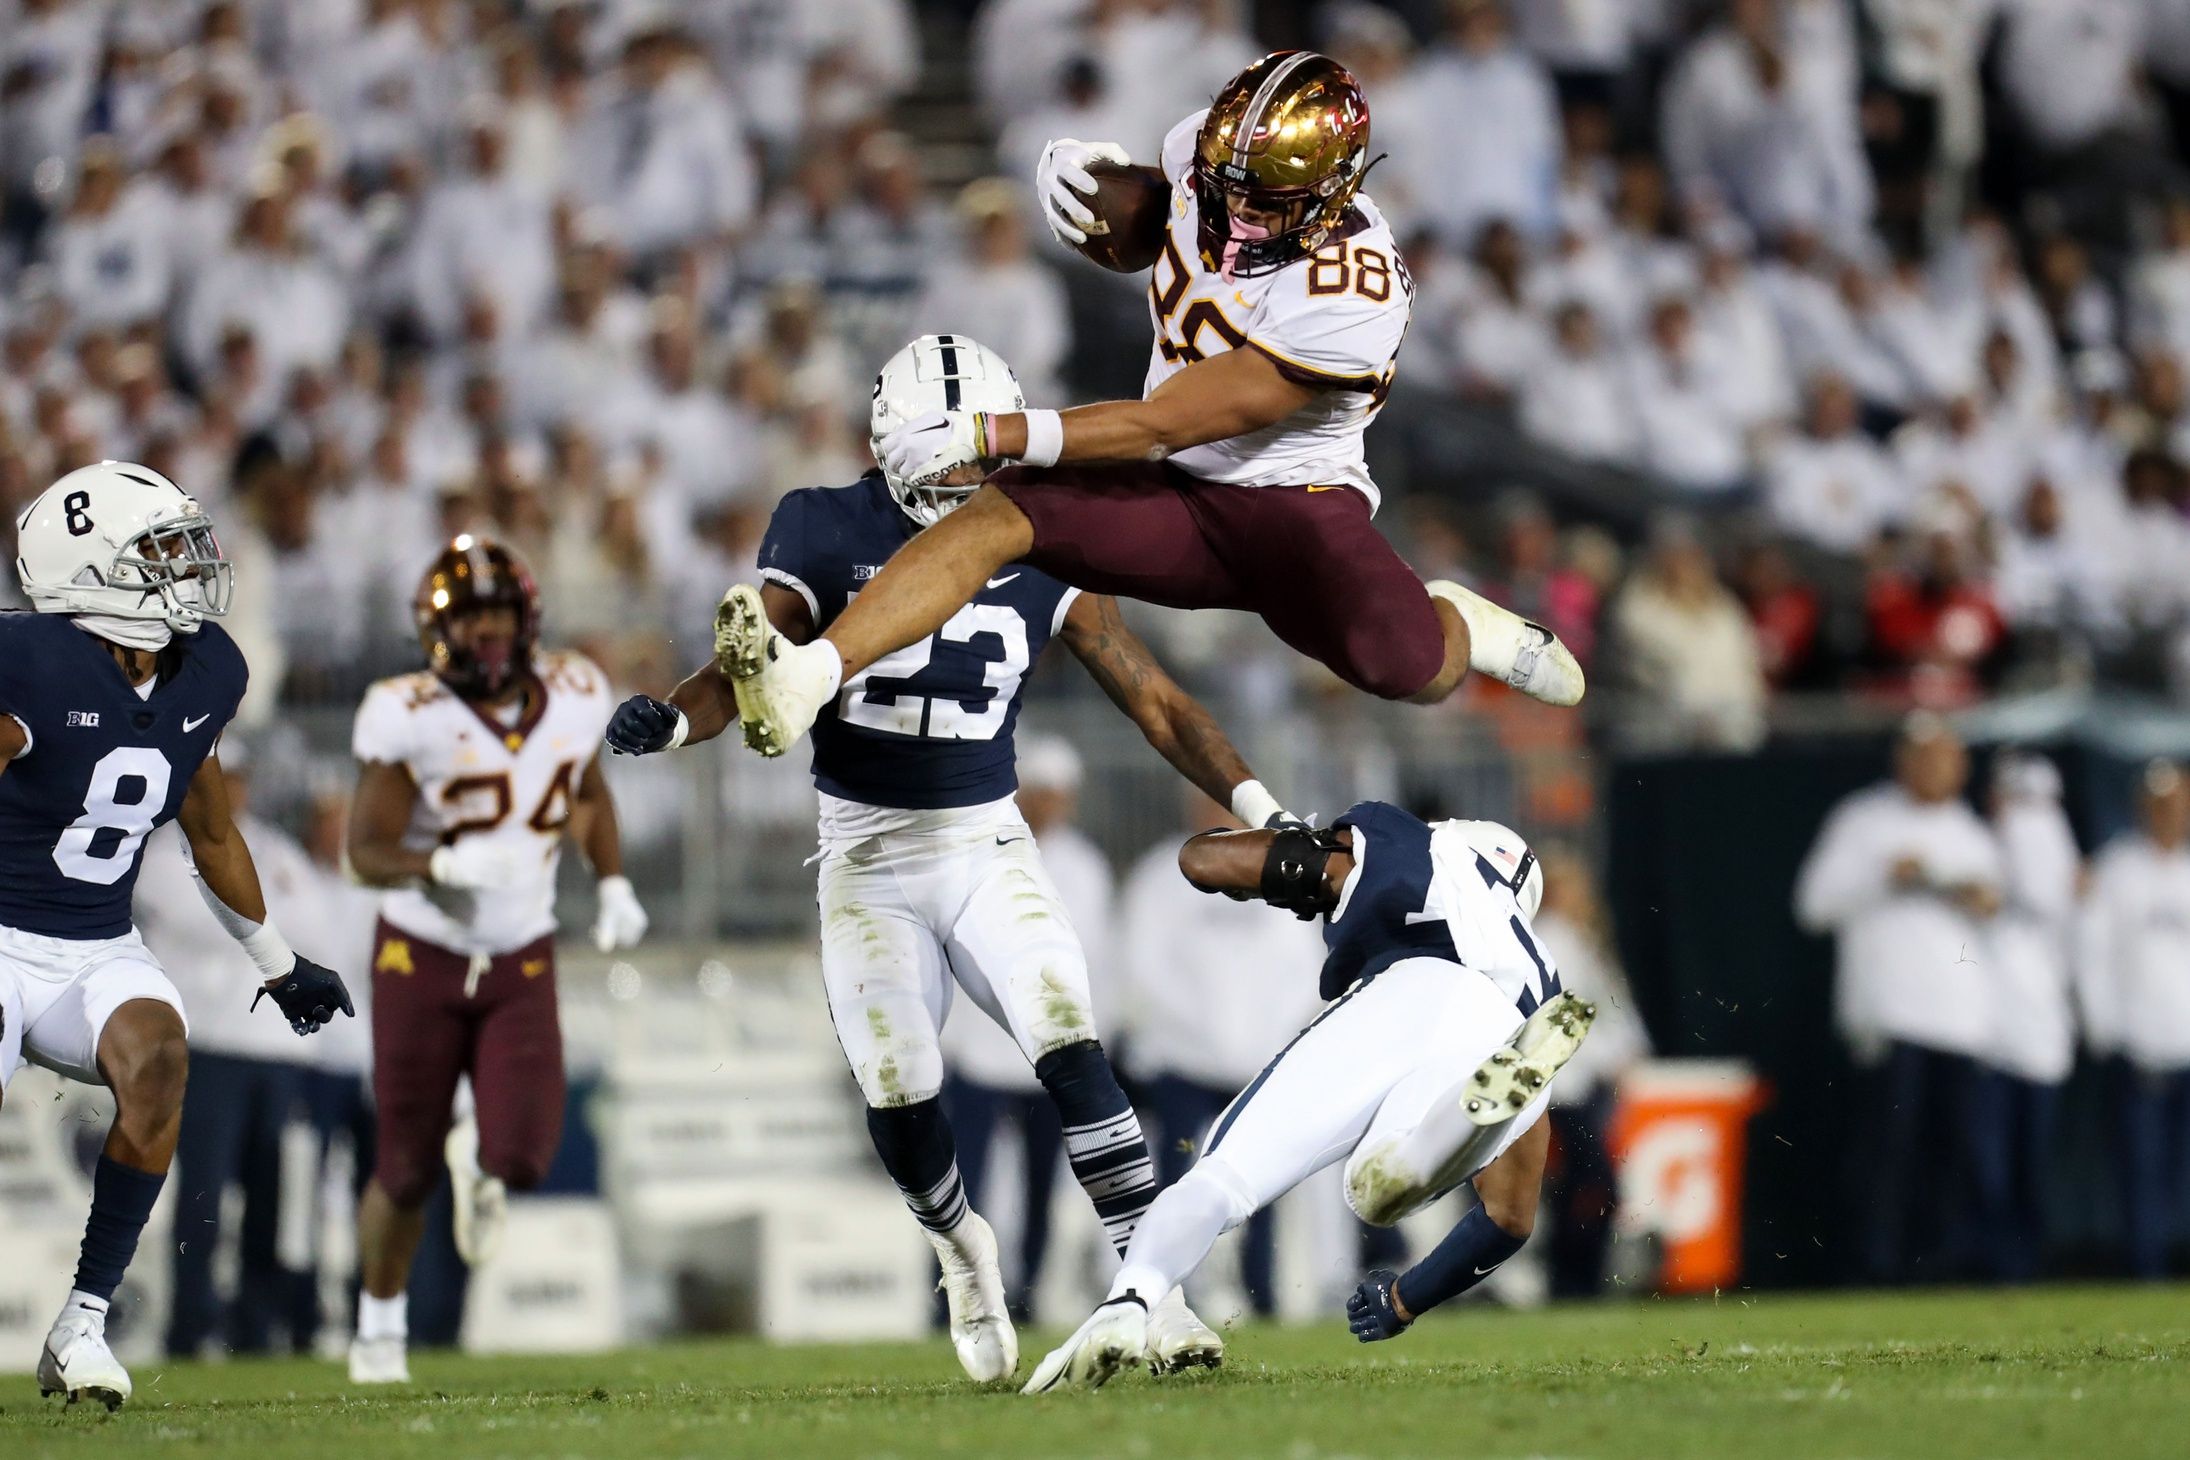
top-left (995, 836), bottom-right (1026, 847)
top-left (1473, 1264), bottom-right (1501, 1276)
top-left (183, 713), bottom-right (211, 732)
top-left (985, 573), bottom-right (1020, 589)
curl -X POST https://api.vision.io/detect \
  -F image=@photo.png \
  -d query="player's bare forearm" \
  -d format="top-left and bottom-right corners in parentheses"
top-left (987, 348), bottom-right (1317, 462)
top-left (176, 752), bottom-right (268, 925)
top-left (1062, 593), bottom-right (1254, 807)
top-left (1180, 825), bottom-right (1354, 901)
top-left (569, 755), bottom-right (623, 878)
top-left (0, 712), bottom-right (22, 778)
top-left (669, 584), bottom-right (814, 746)
top-left (347, 758), bottom-right (433, 886)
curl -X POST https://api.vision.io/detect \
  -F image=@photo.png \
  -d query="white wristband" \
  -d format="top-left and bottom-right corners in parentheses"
top-left (665, 707), bottom-right (690, 750)
top-left (240, 920), bottom-right (297, 982)
top-left (1230, 779), bottom-right (1286, 829)
top-left (1018, 408), bottom-right (1064, 468)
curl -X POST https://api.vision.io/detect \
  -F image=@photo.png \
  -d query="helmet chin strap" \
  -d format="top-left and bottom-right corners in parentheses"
top-left (70, 613), bottom-right (173, 652)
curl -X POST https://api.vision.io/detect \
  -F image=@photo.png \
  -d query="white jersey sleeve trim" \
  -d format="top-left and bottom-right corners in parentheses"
top-left (1331, 821), bottom-right (1370, 923)
top-left (5, 712), bottom-right (30, 759)
top-left (761, 566), bottom-right (821, 625)
top-left (1051, 585), bottom-right (1082, 636)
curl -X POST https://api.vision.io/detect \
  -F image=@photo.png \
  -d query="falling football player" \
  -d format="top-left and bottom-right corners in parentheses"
top-left (2, 462), bottom-right (354, 1409)
top-left (607, 334), bottom-right (1304, 1382)
top-left (713, 50), bottom-right (1584, 760)
top-left (345, 537), bottom-right (646, 1384)
top-left (1025, 801), bottom-right (1594, 1393)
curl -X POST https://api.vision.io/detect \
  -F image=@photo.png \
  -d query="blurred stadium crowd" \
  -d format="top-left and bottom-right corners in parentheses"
top-left (4, 0), bottom-right (2190, 752)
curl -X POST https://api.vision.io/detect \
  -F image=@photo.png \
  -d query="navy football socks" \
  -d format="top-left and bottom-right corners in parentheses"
top-left (866, 1098), bottom-right (971, 1238)
top-left (72, 1155), bottom-right (166, 1305)
top-left (1396, 1204), bottom-right (1528, 1317)
top-left (1036, 1041), bottom-right (1159, 1256)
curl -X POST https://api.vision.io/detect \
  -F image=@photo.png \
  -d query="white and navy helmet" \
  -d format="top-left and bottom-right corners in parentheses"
top-left (1451, 818), bottom-right (1544, 920)
top-left (870, 333), bottom-right (1026, 526)
top-left (15, 461), bottom-right (232, 632)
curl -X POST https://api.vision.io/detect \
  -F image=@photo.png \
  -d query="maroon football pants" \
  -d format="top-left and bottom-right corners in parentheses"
top-left (991, 463), bottom-right (1446, 699)
top-left (368, 919), bottom-right (565, 1207)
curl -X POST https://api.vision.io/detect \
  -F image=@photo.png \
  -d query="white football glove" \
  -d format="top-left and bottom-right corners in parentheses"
top-left (879, 409), bottom-right (984, 488)
top-left (1037, 138), bottom-right (1131, 246)
top-left (591, 874), bottom-right (648, 952)
top-left (428, 840), bottom-right (537, 891)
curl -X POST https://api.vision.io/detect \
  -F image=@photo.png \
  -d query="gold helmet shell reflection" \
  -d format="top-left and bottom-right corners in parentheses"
top-left (1193, 51), bottom-right (1373, 277)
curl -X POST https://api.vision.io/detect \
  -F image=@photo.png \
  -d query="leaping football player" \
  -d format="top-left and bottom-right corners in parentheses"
top-left (1025, 802), bottom-right (1595, 1393)
top-left (607, 334), bottom-right (1301, 1383)
top-left (2, 463), bottom-right (354, 1410)
top-left (713, 51), bottom-right (1584, 760)
top-left (345, 538), bottom-right (646, 1385)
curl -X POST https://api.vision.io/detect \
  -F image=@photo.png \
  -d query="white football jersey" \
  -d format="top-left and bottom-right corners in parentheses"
top-left (1144, 109), bottom-right (1413, 508)
top-left (350, 651), bottom-right (614, 956)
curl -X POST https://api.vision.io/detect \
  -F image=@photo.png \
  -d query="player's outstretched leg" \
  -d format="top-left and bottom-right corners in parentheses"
top-left (1419, 581), bottom-right (1585, 708)
top-left (717, 486), bottom-right (1035, 756)
top-left (867, 1099), bottom-right (1017, 1381)
top-left (1033, 1041), bottom-right (1222, 1374)
top-left (1344, 992), bottom-right (1595, 1228)
top-left (41, 1000), bottom-right (188, 1411)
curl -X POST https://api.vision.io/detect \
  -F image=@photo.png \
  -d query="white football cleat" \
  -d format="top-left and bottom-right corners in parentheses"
top-left (39, 1307), bottom-right (130, 1411)
top-left (446, 1116), bottom-right (507, 1267)
top-left (1021, 1295), bottom-right (1150, 1395)
top-left (714, 584), bottom-right (834, 758)
top-left (348, 1335), bottom-right (411, 1385)
top-left (1466, 992), bottom-right (1597, 1125)
top-left (931, 1214), bottom-right (1017, 1382)
top-left (1145, 1287), bottom-right (1224, 1375)
top-left (1426, 579), bottom-right (1585, 707)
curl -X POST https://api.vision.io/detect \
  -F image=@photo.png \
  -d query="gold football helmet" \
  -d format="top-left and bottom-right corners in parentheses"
top-left (1194, 51), bottom-right (1372, 278)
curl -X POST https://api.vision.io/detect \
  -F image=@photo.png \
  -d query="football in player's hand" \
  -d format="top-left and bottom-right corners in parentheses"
top-left (1071, 162), bottom-right (1171, 274)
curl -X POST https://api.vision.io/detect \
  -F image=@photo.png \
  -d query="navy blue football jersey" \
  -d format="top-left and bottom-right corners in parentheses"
top-left (0, 614), bottom-right (248, 939)
top-left (1318, 800), bottom-right (1563, 1013)
top-left (758, 474), bottom-right (1078, 809)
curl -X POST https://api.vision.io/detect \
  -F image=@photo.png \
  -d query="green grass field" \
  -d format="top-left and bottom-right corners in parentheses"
top-left (4, 1284), bottom-right (2185, 1460)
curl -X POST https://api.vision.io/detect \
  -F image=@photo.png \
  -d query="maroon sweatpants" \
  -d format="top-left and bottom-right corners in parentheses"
top-left (368, 919), bottom-right (565, 1207)
top-left (992, 462), bottom-right (1446, 699)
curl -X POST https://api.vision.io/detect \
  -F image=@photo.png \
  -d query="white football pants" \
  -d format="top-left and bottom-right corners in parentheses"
top-left (816, 813), bottom-right (1097, 1108)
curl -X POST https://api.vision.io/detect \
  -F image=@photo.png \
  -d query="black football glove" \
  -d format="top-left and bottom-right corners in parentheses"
top-left (252, 956), bottom-right (356, 1036)
top-left (605, 694), bottom-right (684, 756)
top-left (1347, 1269), bottom-right (1413, 1343)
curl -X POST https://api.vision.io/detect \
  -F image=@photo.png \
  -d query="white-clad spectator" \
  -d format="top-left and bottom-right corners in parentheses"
top-left (1864, 0), bottom-right (2004, 199)
top-left (407, 101), bottom-right (555, 345)
top-left (2112, 448), bottom-right (2190, 629)
top-left (0, 0), bottom-right (104, 194)
top-left (2078, 760), bottom-right (2190, 1279)
top-left (266, 114), bottom-right (374, 283)
top-left (133, 748), bottom-right (355, 1357)
top-left (1767, 247), bottom-right (1916, 412)
top-left (1385, 0), bottom-right (1562, 247)
top-left (727, 277), bottom-right (862, 427)
top-left (1623, 294), bottom-right (1749, 495)
top-left (910, 179), bottom-right (1073, 406)
top-left (506, 242), bottom-right (648, 439)
top-left (607, 296), bottom-right (765, 510)
top-left (1765, 371), bottom-right (1908, 553)
top-left (258, 467), bottom-right (373, 698)
top-left (1610, 515), bottom-right (1768, 751)
top-left (1520, 298), bottom-right (1638, 462)
top-left (1994, 476), bottom-right (2118, 635)
top-left (568, 20), bottom-right (757, 261)
top-left (1794, 714), bottom-right (2003, 1283)
top-left (105, 343), bottom-right (196, 462)
top-left (130, 132), bottom-right (235, 294)
top-left (1604, 154), bottom-right (1697, 298)
top-left (1451, 219), bottom-right (1549, 401)
top-left (1511, 0), bottom-right (1644, 88)
top-left (181, 183), bottom-right (351, 395)
top-left (1692, 221), bottom-right (1796, 431)
top-left (940, 737), bottom-right (1115, 1315)
top-left (1975, 751), bottom-right (2081, 1281)
top-left (1119, 791), bottom-right (1324, 1317)
top-left (797, 0), bottom-right (921, 137)
top-left (1870, 252), bottom-right (1980, 408)
top-left (996, 53), bottom-right (1126, 200)
top-left (49, 138), bottom-right (171, 330)
top-left (975, 0), bottom-right (1095, 133)
top-left (483, 30), bottom-right (568, 194)
top-left (1892, 392), bottom-right (2034, 526)
top-left (1660, 0), bottom-right (1873, 249)
top-left (2128, 195), bottom-right (2190, 362)
top-left (321, 424), bottom-right (444, 620)
top-left (1996, 0), bottom-right (2145, 155)
top-left (1088, 0), bottom-right (1257, 166)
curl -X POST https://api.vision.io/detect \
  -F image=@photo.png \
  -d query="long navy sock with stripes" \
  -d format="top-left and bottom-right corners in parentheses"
top-left (866, 1098), bottom-right (971, 1243)
top-left (1036, 1041), bottom-right (1158, 1256)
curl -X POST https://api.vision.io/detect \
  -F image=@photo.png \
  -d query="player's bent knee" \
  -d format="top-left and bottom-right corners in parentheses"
top-left (108, 1024), bottom-right (190, 1116)
top-left (1343, 1145), bottom-right (1429, 1228)
top-left (1188, 1156), bottom-right (1269, 1233)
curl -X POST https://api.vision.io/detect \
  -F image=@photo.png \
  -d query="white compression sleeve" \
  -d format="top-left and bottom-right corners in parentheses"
top-left (189, 863), bottom-right (296, 980)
